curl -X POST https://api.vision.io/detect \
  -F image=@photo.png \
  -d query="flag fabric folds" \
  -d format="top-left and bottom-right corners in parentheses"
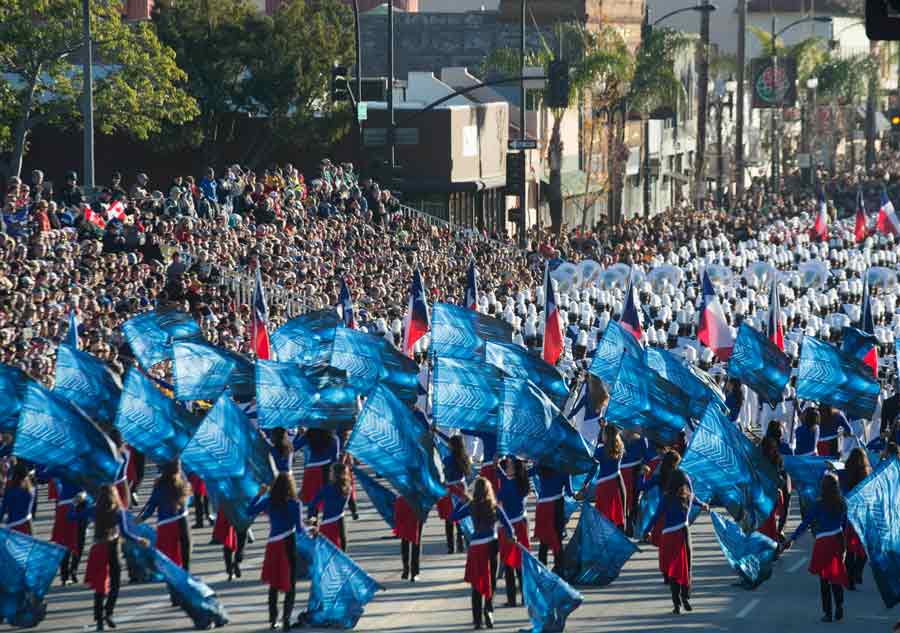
top-left (812, 193), bottom-right (829, 241)
top-left (645, 346), bottom-right (723, 420)
top-left (347, 384), bottom-right (446, 522)
top-left (485, 340), bottom-right (569, 409)
top-left (709, 511), bottom-right (777, 588)
top-left (403, 268), bottom-right (430, 358)
top-left (115, 368), bottom-right (202, 465)
top-left (331, 327), bottom-right (389, 394)
top-left (430, 303), bottom-right (513, 361)
top-left (532, 417), bottom-right (595, 476)
top-left (0, 364), bottom-right (29, 433)
top-left (698, 270), bottom-right (735, 361)
top-left (256, 361), bottom-right (359, 431)
top-left (845, 458), bottom-right (900, 608)
top-left (152, 549), bottom-right (229, 629)
top-left (53, 344), bottom-right (122, 428)
top-left (181, 394), bottom-right (274, 533)
top-left (252, 267), bottom-right (271, 360)
top-left (495, 378), bottom-right (558, 461)
top-left (66, 308), bottom-right (79, 349)
top-left (0, 527), bottom-right (67, 628)
top-left (431, 357), bottom-right (502, 434)
top-left (172, 340), bottom-right (254, 402)
top-left (619, 276), bottom-right (644, 342)
top-left (338, 277), bottom-right (357, 329)
top-left (14, 382), bottom-right (120, 493)
top-left (269, 311), bottom-right (340, 364)
top-left (854, 189), bottom-right (868, 243)
top-left (121, 310), bottom-right (202, 370)
top-left (561, 502), bottom-right (639, 586)
top-left (121, 512), bottom-right (163, 583)
top-left (841, 327), bottom-right (878, 377)
top-left (766, 278), bottom-right (784, 352)
top-left (782, 456), bottom-right (831, 514)
top-left (589, 321), bottom-right (643, 387)
top-left (877, 189), bottom-right (899, 236)
top-left (605, 353), bottom-right (691, 445)
top-left (542, 266), bottom-right (564, 365)
top-left (681, 403), bottom-right (779, 532)
top-left (377, 339), bottom-right (421, 404)
top-left (305, 535), bottom-right (384, 629)
top-left (352, 467), bottom-right (396, 529)
top-left (727, 322), bottom-right (791, 406)
top-left (520, 544), bottom-right (584, 633)
top-left (464, 261), bottom-right (478, 310)
top-left (796, 336), bottom-right (880, 420)
top-left (851, 270), bottom-right (878, 375)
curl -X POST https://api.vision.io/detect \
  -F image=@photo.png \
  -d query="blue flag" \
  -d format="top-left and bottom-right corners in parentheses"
top-left (172, 340), bottom-right (254, 402)
top-left (121, 512), bottom-right (163, 583)
top-left (347, 384), bottom-right (446, 522)
top-left (270, 311), bottom-right (340, 364)
top-left (533, 417), bottom-right (595, 476)
top-left (430, 302), bottom-right (513, 361)
top-left (181, 394), bottom-right (274, 533)
top-left (330, 327), bottom-right (385, 394)
top-left (605, 352), bottom-right (690, 444)
top-left (53, 344), bottom-right (122, 429)
top-left (520, 545), bottom-right (584, 633)
top-left (589, 321), bottom-right (643, 386)
top-left (485, 341), bottom-right (569, 409)
top-left (306, 535), bottom-right (384, 629)
top-left (0, 364), bottom-right (30, 433)
top-left (115, 368), bottom-right (202, 464)
top-left (710, 511), bottom-right (777, 588)
top-left (431, 357), bottom-right (503, 434)
top-left (797, 336), bottom-right (880, 420)
top-left (636, 483), bottom-right (701, 539)
top-left (14, 382), bottom-right (120, 492)
top-left (66, 309), bottom-right (79, 349)
top-left (727, 322), bottom-right (791, 406)
top-left (846, 458), bottom-right (900, 608)
top-left (152, 550), bottom-right (229, 628)
top-left (561, 502), bottom-right (639, 586)
top-left (496, 378), bottom-right (556, 458)
top-left (645, 346), bottom-right (724, 420)
top-left (256, 361), bottom-right (359, 431)
top-left (782, 455), bottom-right (831, 515)
top-left (681, 403), bottom-right (779, 532)
top-left (841, 326), bottom-right (878, 368)
top-left (352, 466), bottom-right (397, 529)
top-left (0, 527), bottom-right (67, 628)
top-left (378, 339), bottom-right (421, 404)
top-left (122, 310), bottom-right (202, 370)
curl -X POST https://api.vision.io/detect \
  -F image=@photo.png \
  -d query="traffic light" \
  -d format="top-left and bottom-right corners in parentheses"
top-left (331, 66), bottom-right (350, 102)
top-left (547, 60), bottom-right (570, 109)
top-left (890, 109), bottom-right (900, 131)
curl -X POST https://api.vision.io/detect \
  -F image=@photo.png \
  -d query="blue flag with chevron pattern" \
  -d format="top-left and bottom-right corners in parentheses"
top-left (115, 368), bottom-right (202, 465)
top-left (347, 384), bottom-right (446, 522)
top-left (561, 502), bottom-right (639, 587)
top-left (377, 338), bottom-right (421, 404)
top-left (256, 361), bottom-right (359, 431)
top-left (681, 403), bottom-right (779, 532)
top-left (589, 321), bottom-right (643, 386)
top-left (485, 340), bottom-right (569, 409)
top-left (53, 344), bottom-right (122, 429)
top-left (328, 328), bottom-right (420, 403)
top-left (121, 512), bottom-right (163, 583)
top-left (782, 455), bottom-right (831, 515)
top-left (152, 549), bottom-right (229, 628)
top-left (726, 323), bottom-right (791, 406)
top-left (841, 326), bottom-right (879, 370)
top-left (270, 310), bottom-right (340, 364)
top-left (0, 527), bottom-right (67, 628)
top-left (181, 393), bottom-right (274, 533)
top-left (14, 382), bottom-right (120, 493)
top-left (430, 302), bottom-right (514, 361)
top-left (645, 346), bottom-right (724, 419)
top-left (796, 336), bottom-right (880, 420)
top-left (710, 511), bottom-right (777, 588)
top-left (605, 352), bottom-right (691, 444)
top-left (0, 363), bottom-right (30, 433)
top-left (846, 458), bottom-right (900, 608)
top-left (122, 310), bottom-right (202, 370)
top-left (431, 357), bottom-right (503, 433)
top-left (533, 417), bottom-right (595, 475)
top-left (521, 544), bottom-right (584, 633)
top-left (352, 466), bottom-right (396, 529)
top-left (306, 535), bottom-right (384, 629)
top-left (173, 340), bottom-right (254, 402)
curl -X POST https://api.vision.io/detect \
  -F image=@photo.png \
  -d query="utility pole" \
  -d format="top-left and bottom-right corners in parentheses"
top-left (770, 13), bottom-right (778, 192)
top-left (642, 6), bottom-right (651, 218)
top-left (735, 0), bottom-right (746, 200)
top-left (82, 0), bottom-right (95, 193)
top-left (865, 41), bottom-right (878, 172)
top-left (387, 0), bottom-right (396, 171)
top-left (352, 0), bottom-right (363, 175)
top-left (518, 0), bottom-right (527, 248)
top-left (695, 0), bottom-right (711, 211)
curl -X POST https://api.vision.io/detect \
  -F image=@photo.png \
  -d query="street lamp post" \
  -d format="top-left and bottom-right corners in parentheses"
top-left (82, 0), bottom-right (94, 194)
top-left (801, 76), bottom-right (819, 187)
top-left (710, 78), bottom-right (735, 207)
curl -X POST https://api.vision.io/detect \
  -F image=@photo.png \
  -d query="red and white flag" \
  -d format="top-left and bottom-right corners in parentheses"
top-left (107, 200), bottom-right (126, 222)
top-left (542, 266), bottom-right (564, 365)
top-left (811, 194), bottom-right (828, 242)
top-left (697, 270), bottom-right (733, 361)
top-left (83, 205), bottom-right (106, 229)
top-left (252, 267), bottom-right (271, 360)
top-left (854, 189), bottom-right (867, 243)
top-left (767, 277), bottom-right (784, 352)
top-left (877, 190), bottom-right (900, 236)
top-left (620, 276), bottom-right (644, 343)
top-left (402, 268), bottom-right (430, 357)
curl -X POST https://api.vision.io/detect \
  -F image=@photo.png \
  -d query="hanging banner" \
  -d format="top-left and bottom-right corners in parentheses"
top-left (751, 57), bottom-right (797, 109)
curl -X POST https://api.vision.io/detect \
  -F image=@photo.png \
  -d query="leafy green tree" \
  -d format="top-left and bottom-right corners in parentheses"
top-left (0, 0), bottom-right (197, 180)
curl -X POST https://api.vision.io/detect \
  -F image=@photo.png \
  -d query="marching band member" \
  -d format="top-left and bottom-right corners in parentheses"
top-left (438, 435), bottom-right (471, 554)
top-left (496, 457), bottom-right (530, 607)
top-left (533, 464), bottom-right (571, 573)
top-left (0, 462), bottom-right (34, 534)
top-left (307, 462), bottom-right (351, 551)
top-left (52, 477), bottom-right (86, 584)
top-left (840, 448), bottom-right (872, 591)
top-left (794, 408), bottom-right (821, 457)
top-left (394, 495), bottom-right (423, 581)
top-left (294, 428), bottom-right (341, 506)
top-left (138, 460), bottom-right (191, 573)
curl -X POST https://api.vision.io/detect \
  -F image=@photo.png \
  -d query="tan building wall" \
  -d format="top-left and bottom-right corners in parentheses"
top-left (498, 0), bottom-right (644, 50)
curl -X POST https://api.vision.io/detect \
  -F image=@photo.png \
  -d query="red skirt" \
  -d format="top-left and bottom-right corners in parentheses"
top-left (213, 512), bottom-right (237, 552)
top-left (479, 464), bottom-right (500, 493)
top-left (757, 490), bottom-right (784, 541)
top-left (188, 474), bottom-right (207, 498)
top-left (809, 533), bottom-right (849, 586)
top-left (595, 477), bottom-right (625, 529)
top-left (10, 522), bottom-right (31, 535)
top-left (621, 466), bottom-right (638, 503)
top-left (645, 457), bottom-right (662, 480)
top-left (51, 505), bottom-right (80, 553)
top-left (47, 479), bottom-right (58, 501)
top-left (437, 482), bottom-right (466, 520)
top-left (650, 515), bottom-right (663, 548)
top-left (300, 465), bottom-right (326, 505)
top-left (845, 525), bottom-right (866, 559)
top-left (659, 528), bottom-right (690, 586)
top-left (393, 498), bottom-right (421, 544)
top-left (85, 542), bottom-right (112, 596)
top-left (157, 520), bottom-right (184, 567)
top-left (262, 538), bottom-right (294, 593)
top-left (464, 541), bottom-right (495, 599)
top-left (533, 500), bottom-right (561, 554)
top-left (116, 481), bottom-right (129, 509)
top-left (817, 440), bottom-right (837, 458)
top-left (499, 519), bottom-right (529, 569)
top-left (320, 520), bottom-right (343, 549)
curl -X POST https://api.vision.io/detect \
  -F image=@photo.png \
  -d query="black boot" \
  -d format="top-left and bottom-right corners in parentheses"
top-left (445, 521), bottom-right (455, 554)
top-left (670, 582), bottom-right (682, 615)
top-left (680, 584), bottom-right (692, 612)
top-left (820, 578), bottom-right (833, 622)
top-left (846, 554), bottom-right (856, 590)
top-left (283, 592), bottom-right (295, 630)
top-left (484, 597), bottom-right (494, 629)
top-left (401, 541), bottom-right (410, 579)
top-left (456, 530), bottom-right (465, 553)
top-left (833, 584), bottom-right (844, 621)
top-left (472, 590), bottom-right (483, 630)
top-left (504, 567), bottom-right (517, 607)
top-left (269, 588), bottom-right (279, 629)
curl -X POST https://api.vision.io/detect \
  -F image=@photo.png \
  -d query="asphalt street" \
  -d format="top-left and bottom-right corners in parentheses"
top-left (25, 467), bottom-right (896, 633)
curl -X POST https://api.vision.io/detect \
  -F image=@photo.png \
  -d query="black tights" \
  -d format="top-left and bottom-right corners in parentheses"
top-left (820, 578), bottom-right (844, 616)
top-left (268, 535), bottom-right (297, 627)
top-left (669, 582), bottom-right (690, 609)
top-left (223, 531), bottom-right (248, 576)
top-left (93, 541), bottom-right (121, 623)
top-left (401, 524), bottom-right (424, 577)
top-left (444, 520), bottom-right (465, 553)
top-left (504, 567), bottom-right (523, 605)
top-left (178, 518), bottom-right (192, 571)
top-left (846, 553), bottom-right (866, 588)
top-left (61, 519), bottom-right (88, 581)
top-left (469, 543), bottom-right (498, 627)
top-left (537, 498), bottom-right (566, 573)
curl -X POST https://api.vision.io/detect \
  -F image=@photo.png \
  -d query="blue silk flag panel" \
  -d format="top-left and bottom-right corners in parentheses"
top-left (0, 364), bottom-right (29, 433)
top-left (430, 303), bottom-right (513, 361)
top-left (710, 511), bottom-right (777, 588)
top-left (54, 344), bottom-right (122, 428)
top-left (431, 357), bottom-right (503, 434)
top-left (306, 535), bottom-right (384, 629)
top-left (122, 310), bottom-right (202, 370)
top-left (520, 544), bottom-right (584, 633)
top-left (256, 361), bottom-right (359, 431)
top-left (796, 336), bottom-right (880, 420)
top-left (589, 321), bottom-right (643, 386)
top-left (726, 323), bottom-right (791, 406)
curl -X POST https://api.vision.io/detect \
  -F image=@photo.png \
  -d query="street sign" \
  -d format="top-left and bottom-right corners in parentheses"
top-left (505, 152), bottom-right (525, 195)
top-left (357, 102), bottom-right (368, 122)
top-left (508, 139), bottom-right (538, 151)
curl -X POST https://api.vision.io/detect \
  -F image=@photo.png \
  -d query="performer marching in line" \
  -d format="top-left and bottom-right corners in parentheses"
top-left (496, 457), bottom-right (530, 607)
top-left (644, 468), bottom-right (709, 614)
top-left (583, 424), bottom-right (626, 530)
top-left (394, 494), bottom-right (423, 581)
top-left (451, 477), bottom-right (514, 630)
top-left (52, 477), bottom-right (86, 585)
top-left (757, 437), bottom-right (787, 543)
top-left (0, 462), bottom-right (34, 534)
top-left (187, 470), bottom-right (211, 529)
top-left (269, 427), bottom-right (303, 475)
top-left (840, 448), bottom-right (872, 590)
top-left (138, 460), bottom-right (191, 572)
top-left (108, 430), bottom-right (131, 510)
top-left (533, 464), bottom-right (571, 573)
top-left (818, 406), bottom-right (852, 459)
top-left (70, 485), bottom-right (148, 632)
top-left (307, 462), bottom-right (351, 551)
top-left (794, 408), bottom-right (821, 457)
top-left (294, 428), bottom-right (341, 506)
top-left (621, 431), bottom-right (652, 535)
top-left (438, 435), bottom-right (471, 554)
top-left (248, 473), bottom-right (306, 631)
top-left (639, 449), bottom-right (684, 547)
top-left (212, 497), bottom-right (248, 582)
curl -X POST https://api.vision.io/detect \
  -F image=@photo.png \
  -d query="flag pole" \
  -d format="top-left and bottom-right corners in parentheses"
top-left (541, 263), bottom-right (548, 361)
